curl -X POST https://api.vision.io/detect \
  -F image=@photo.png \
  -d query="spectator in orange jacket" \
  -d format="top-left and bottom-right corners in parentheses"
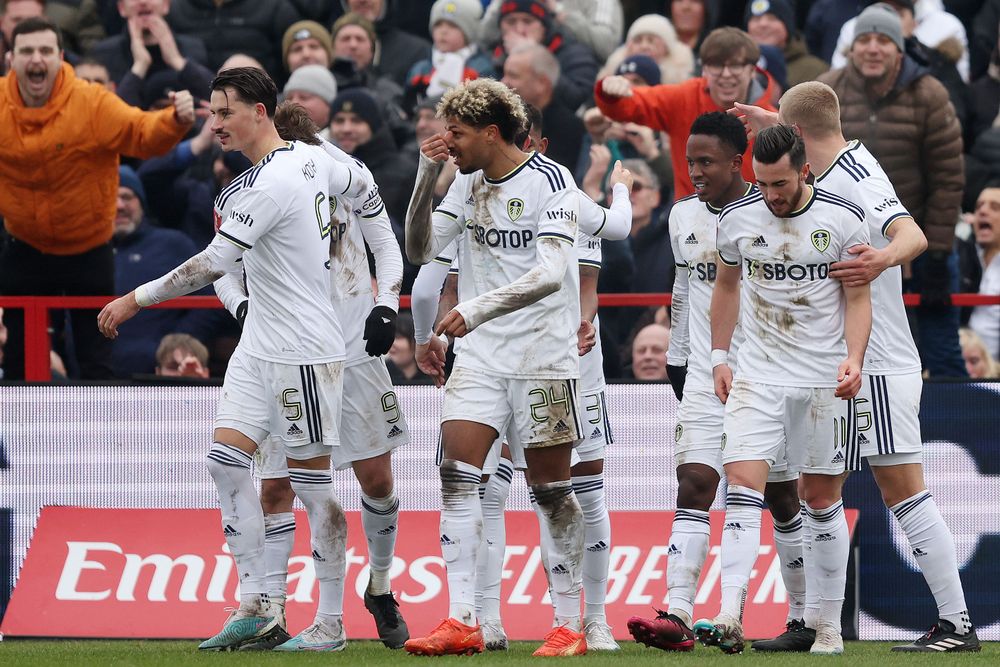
top-left (0, 17), bottom-right (193, 380)
top-left (594, 27), bottom-right (777, 198)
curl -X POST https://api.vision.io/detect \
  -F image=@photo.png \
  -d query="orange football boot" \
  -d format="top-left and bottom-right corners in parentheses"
top-left (404, 618), bottom-right (485, 656)
top-left (532, 625), bottom-right (588, 656)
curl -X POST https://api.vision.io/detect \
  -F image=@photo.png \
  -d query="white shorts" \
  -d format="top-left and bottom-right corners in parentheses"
top-left (576, 388), bottom-right (612, 463)
top-left (441, 368), bottom-right (583, 464)
top-left (678, 387), bottom-right (797, 481)
top-left (722, 380), bottom-right (852, 476)
top-left (216, 347), bottom-right (342, 462)
top-left (853, 372), bottom-right (923, 470)
top-left (257, 357), bottom-right (408, 478)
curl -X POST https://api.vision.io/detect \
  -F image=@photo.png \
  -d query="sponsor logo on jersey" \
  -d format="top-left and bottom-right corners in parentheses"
top-left (689, 262), bottom-right (717, 281)
top-left (228, 210), bottom-right (254, 227)
top-left (470, 225), bottom-right (534, 249)
top-left (873, 196), bottom-right (899, 213)
top-left (507, 198), bottom-right (524, 221)
top-left (745, 258), bottom-right (831, 281)
top-left (545, 208), bottom-right (577, 222)
top-left (811, 229), bottom-right (831, 252)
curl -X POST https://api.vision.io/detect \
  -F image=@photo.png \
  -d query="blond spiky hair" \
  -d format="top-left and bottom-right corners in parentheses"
top-left (436, 78), bottom-right (528, 144)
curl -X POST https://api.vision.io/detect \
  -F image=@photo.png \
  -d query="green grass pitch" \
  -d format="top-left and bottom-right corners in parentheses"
top-left (1, 640), bottom-right (997, 666)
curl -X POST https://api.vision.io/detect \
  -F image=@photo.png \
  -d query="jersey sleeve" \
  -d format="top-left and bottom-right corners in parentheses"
top-left (839, 212), bottom-right (872, 261)
top-left (716, 214), bottom-right (741, 267)
top-left (216, 187), bottom-right (283, 250)
top-left (577, 184), bottom-right (631, 240)
top-left (576, 231), bottom-right (602, 269)
top-left (852, 174), bottom-right (911, 239)
top-left (537, 185), bottom-right (580, 246)
top-left (666, 208), bottom-right (690, 365)
top-left (425, 175), bottom-right (469, 256)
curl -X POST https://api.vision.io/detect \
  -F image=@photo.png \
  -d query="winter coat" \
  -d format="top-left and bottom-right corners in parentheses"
top-left (818, 57), bottom-right (964, 253)
top-left (87, 30), bottom-right (209, 85)
top-left (0, 62), bottom-right (189, 255)
top-left (494, 31), bottom-right (600, 111)
top-left (783, 34), bottom-right (829, 88)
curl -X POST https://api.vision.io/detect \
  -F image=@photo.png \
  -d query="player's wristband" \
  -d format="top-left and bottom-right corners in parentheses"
top-left (711, 349), bottom-right (729, 368)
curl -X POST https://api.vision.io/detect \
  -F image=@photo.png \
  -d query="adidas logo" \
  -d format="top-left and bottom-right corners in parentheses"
top-left (724, 522), bottom-right (744, 532)
top-left (377, 524), bottom-right (396, 536)
top-left (553, 419), bottom-right (570, 434)
top-left (815, 533), bottom-right (835, 542)
top-left (831, 451), bottom-right (845, 464)
top-left (311, 549), bottom-right (326, 563)
top-left (223, 524), bottom-right (241, 537)
top-left (667, 544), bottom-right (681, 556)
top-left (912, 547), bottom-right (928, 557)
top-left (751, 235), bottom-right (768, 247)
top-left (550, 563), bottom-right (569, 575)
top-left (465, 195), bottom-right (475, 205)
top-left (586, 541), bottom-right (609, 552)
top-left (684, 232), bottom-right (698, 245)
top-left (591, 427), bottom-right (602, 439)
top-left (440, 534), bottom-right (456, 546)
top-left (387, 424), bottom-right (403, 439)
top-left (858, 433), bottom-right (870, 444)
top-left (787, 557), bottom-right (804, 570)
top-left (286, 423), bottom-right (304, 438)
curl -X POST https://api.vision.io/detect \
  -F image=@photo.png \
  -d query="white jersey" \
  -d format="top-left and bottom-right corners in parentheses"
top-left (214, 141), bottom-right (365, 363)
top-left (667, 185), bottom-right (753, 391)
top-left (577, 230), bottom-right (605, 393)
top-left (320, 140), bottom-right (403, 367)
top-left (432, 152), bottom-right (581, 379)
top-left (815, 140), bottom-right (921, 376)
top-left (717, 186), bottom-right (870, 387)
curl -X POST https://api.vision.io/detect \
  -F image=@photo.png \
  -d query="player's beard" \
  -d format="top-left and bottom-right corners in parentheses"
top-left (764, 181), bottom-right (802, 218)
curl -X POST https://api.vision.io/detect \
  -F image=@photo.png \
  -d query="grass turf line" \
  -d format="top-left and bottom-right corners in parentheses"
top-left (0, 640), bottom-right (997, 665)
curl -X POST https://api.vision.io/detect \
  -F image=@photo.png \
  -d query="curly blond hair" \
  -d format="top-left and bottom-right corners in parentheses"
top-left (437, 78), bottom-right (527, 144)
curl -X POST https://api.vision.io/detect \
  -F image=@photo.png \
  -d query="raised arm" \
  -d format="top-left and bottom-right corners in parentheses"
top-left (405, 134), bottom-right (464, 264)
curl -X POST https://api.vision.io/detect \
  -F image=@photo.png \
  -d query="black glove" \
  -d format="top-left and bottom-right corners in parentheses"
top-left (235, 300), bottom-right (248, 329)
top-left (363, 305), bottom-right (397, 356)
top-left (666, 363), bottom-right (687, 402)
top-left (919, 250), bottom-right (952, 311)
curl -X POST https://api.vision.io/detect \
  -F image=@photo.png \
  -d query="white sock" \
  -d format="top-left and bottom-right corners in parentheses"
top-left (206, 443), bottom-right (266, 601)
top-left (805, 500), bottom-right (848, 632)
top-left (289, 468), bottom-right (346, 620)
top-left (263, 511), bottom-right (295, 600)
top-left (773, 512), bottom-right (806, 622)
top-left (529, 490), bottom-right (554, 620)
top-left (532, 481), bottom-right (584, 631)
top-left (720, 485), bottom-right (764, 622)
top-left (361, 490), bottom-right (399, 595)
top-left (891, 491), bottom-right (972, 634)
top-left (440, 459), bottom-right (483, 626)
top-left (801, 502), bottom-right (819, 629)
top-left (573, 473), bottom-right (611, 622)
top-left (666, 508), bottom-right (710, 626)
top-left (476, 459), bottom-right (512, 621)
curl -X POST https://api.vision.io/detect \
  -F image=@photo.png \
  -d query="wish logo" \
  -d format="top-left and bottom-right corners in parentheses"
top-left (842, 383), bottom-right (1000, 638)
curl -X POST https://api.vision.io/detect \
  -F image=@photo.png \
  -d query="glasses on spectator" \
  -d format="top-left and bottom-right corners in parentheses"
top-left (702, 61), bottom-right (752, 76)
top-left (632, 182), bottom-right (649, 193)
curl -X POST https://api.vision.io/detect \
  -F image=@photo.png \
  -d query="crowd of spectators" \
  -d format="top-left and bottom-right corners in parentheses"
top-left (0, 0), bottom-right (998, 382)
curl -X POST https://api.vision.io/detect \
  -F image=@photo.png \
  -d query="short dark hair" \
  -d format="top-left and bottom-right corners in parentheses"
top-left (11, 17), bottom-right (63, 52)
top-left (689, 112), bottom-right (748, 156)
top-left (211, 67), bottom-right (278, 118)
top-left (753, 124), bottom-right (805, 170)
top-left (699, 27), bottom-right (759, 68)
top-left (514, 102), bottom-right (544, 146)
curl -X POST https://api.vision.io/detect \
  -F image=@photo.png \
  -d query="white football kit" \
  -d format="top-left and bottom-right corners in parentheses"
top-left (667, 187), bottom-right (794, 481)
top-left (211, 141), bottom-right (366, 457)
top-left (716, 186), bottom-right (870, 474)
top-left (423, 151), bottom-right (584, 457)
top-left (815, 141), bottom-right (923, 467)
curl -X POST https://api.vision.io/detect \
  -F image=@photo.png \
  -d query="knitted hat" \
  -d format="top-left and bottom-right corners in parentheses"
top-left (430, 0), bottom-right (482, 45)
top-left (330, 87), bottom-right (383, 132)
top-left (283, 64), bottom-right (338, 104)
top-left (118, 166), bottom-right (147, 210)
top-left (744, 0), bottom-right (796, 38)
top-left (853, 3), bottom-right (904, 52)
top-left (332, 12), bottom-right (378, 48)
top-left (757, 44), bottom-right (788, 91)
top-left (498, 0), bottom-right (553, 34)
top-left (626, 13), bottom-right (679, 48)
top-left (282, 21), bottom-right (334, 70)
top-left (616, 54), bottom-right (661, 86)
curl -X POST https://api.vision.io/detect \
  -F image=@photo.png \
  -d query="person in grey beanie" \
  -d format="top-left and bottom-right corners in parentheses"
top-left (283, 65), bottom-right (338, 134)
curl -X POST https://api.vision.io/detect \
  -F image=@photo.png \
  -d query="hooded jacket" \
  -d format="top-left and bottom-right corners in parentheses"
top-left (819, 56), bottom-right (964, 253)
top-left (594, 70), bottom-right (778, 198)
top-left (0, 62), bottom-right (190, 255)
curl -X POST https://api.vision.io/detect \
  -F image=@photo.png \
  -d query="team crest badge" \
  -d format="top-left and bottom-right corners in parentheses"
top-left (507, 198), bottom-right (524, 221)
top-left (811, 229), bottom-right (831, 252)
top-left (675, 424), bottom-right (683, 443)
